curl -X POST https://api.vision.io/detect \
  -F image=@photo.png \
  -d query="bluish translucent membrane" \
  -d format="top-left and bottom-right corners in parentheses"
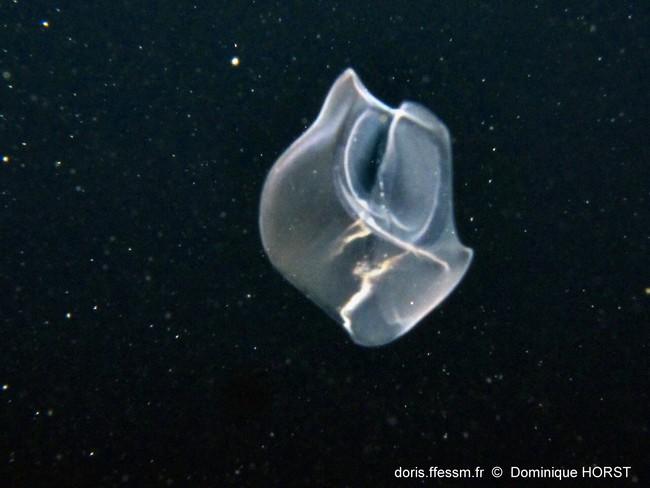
top-left (259, 68), bottom-right (473, 346)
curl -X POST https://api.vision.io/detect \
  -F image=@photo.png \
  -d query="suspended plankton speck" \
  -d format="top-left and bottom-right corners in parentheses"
top-left (230, 56), bottom-right (240, 67)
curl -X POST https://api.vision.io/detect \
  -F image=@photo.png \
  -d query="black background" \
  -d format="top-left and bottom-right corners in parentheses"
top-left (1, 1), bottom-right (648, 486)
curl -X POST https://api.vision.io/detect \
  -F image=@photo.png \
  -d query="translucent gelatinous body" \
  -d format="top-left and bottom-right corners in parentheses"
top-left (259, 68), bottom-right (473, 346)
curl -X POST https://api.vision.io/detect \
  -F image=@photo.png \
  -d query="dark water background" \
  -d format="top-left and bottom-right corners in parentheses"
top-left (1, 1), bottom-right (648, 486)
